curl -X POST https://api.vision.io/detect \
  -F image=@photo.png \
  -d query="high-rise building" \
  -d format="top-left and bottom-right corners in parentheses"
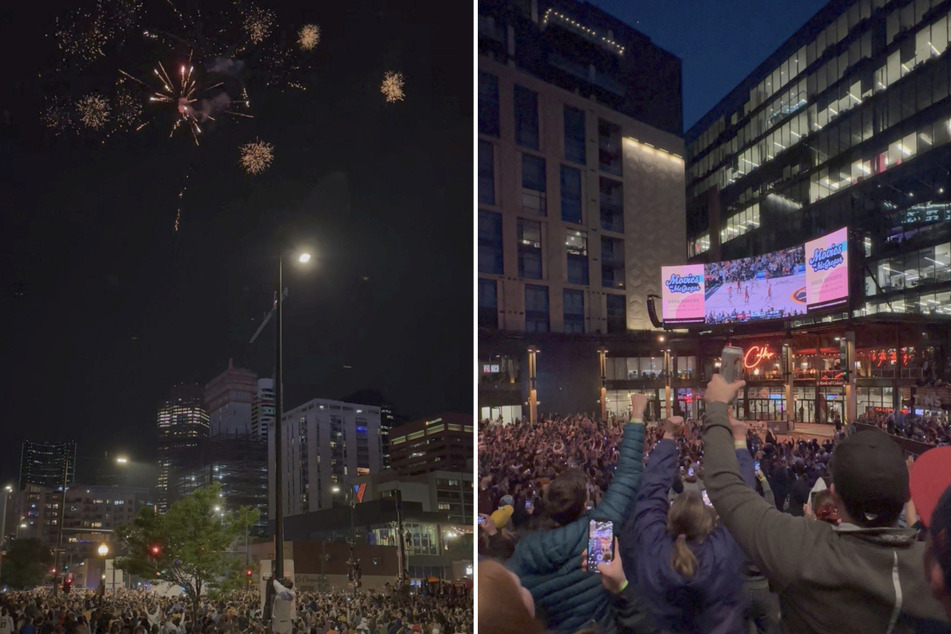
top-left (204, 359), bottom-right (258, 437)
top-left (682, 0), bottom-right (951, 422)
top-left (271, 398), bottom-right (383, 517)
top-left (156, 383), bottom-right (208, 512)
top-left (172, 435), bottom-right (269, 535)
top-left (388, 413), bottom-right (474, 477)
top-left (18, 441), bottom-right (76, 491)
top-left (478, 0), bottom-right (686, 420)
top-left (251, 377), bottom-right (275, 440)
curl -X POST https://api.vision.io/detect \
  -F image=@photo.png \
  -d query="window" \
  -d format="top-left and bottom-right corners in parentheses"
top-left (564, 105), bottom-right (586, 164)
top-left (564, 289), bottom-right (585, 334)
top-left (478, 210), bottom-right (503, 275)
top-left (601, 236), bottom-right (625, 289)
top-left (560, 165), bottom-right (582, 223)
top-left (599, 119), bottom-right (622, 176)
top-left (600, 177), bottom-right (624, 233)
top-left (478, 278), bottom-right (498, 329)
top-left (478, 141), bottom-right (495, 205)
top-left (479, 72), bottom-right (499, 137)
top-left (606, 294), bottom-right (626, 333)
top-left (514, 85), bottom-right (539, 150)
top-left (566, 230), bottom-right (588, 285)
top-left (525, 285), bottom-right (549, 332)
top-left (522, 154), bottom-right (547, 216)
top-left (518, 219), bottom-right (542, 280)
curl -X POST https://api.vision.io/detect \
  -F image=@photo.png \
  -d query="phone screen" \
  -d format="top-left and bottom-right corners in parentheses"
top-left (688, 467), bottom-right (695, 477)
top-left (478, 516), bottom-right (486, 525)
top-left (754, 460), bottom-right (760, 471)
top-left (525, 500), bottom-right (532, 509)
top-left (810, 491), bottom-right (818, 507)
top-left (701, 490), bottom-right (712, 506)
top-left (587, 520), bottom-right (614, 573)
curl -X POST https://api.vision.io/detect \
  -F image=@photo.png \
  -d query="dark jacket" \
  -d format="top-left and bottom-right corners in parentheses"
top-left (507, 421), bottom-right (645, 633)
top-left (631, 439), bottom-right (753, 634)
top-left (702, 401), bottom-right (949, 633)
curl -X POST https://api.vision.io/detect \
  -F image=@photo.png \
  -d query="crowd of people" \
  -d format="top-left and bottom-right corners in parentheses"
top-left (859, 410), bottom-right (951, 445)
top-left (479, 379), bottom-right (951, 633)
top-left (0, 586), bottom-right (471, 634)
top-left (705, 248), bottom-right (805, 290)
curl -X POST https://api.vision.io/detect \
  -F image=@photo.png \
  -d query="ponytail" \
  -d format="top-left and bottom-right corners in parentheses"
top-left (670, 533), bottom-right (698, 579)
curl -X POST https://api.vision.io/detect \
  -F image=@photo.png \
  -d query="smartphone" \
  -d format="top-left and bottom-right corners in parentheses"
top-left (688, 467), bottom-right (695, 477)
top-left (810, 491), bottom-right (818, 507)
top-left (478, 516), bottom-right (487, 525)
top-left (587, 520), bottom-right (614, 573)
top-left (525, 500), bottom-right (532, 509)
top-left (754, 460), bottom-right (760, 471)
top-left (720, 346), bottom-right (744, 404)
top-left (701, 490), bottom-right (713, 506)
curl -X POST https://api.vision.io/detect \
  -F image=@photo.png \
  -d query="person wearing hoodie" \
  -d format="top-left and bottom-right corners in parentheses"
top-left (631, 415), bottom-right (754, 633)
top-left (506, 393), bottom-right (649, 633)
top-left (702, 373), bottom-right (949, 632)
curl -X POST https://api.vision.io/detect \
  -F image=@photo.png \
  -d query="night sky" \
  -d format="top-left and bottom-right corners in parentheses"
top-left (0, 0), bottom-right (473, 483)
top-left (588, 0), bottom-right (830, 130)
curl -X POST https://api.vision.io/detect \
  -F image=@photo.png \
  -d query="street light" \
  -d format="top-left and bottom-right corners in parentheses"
top-left (273, 249), bottom-right (312, 580)
top-left (115, 457), bottom-right (128, 465)
top-left (97, 544), bottom-right (108, 609)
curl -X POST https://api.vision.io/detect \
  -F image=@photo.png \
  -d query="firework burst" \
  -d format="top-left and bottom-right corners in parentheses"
top-left (298, 24), bottom-right (320, 50)
top-left (381, 71), bottom-right (405, 103)
top-left (42, 97), bottom-right (74, 133)
top-left (243, 4), bottom-right (276, 45)
top-left (77, 94), bottom-right (111, 129)
top-left (239, 139), bottom-right (274, 175)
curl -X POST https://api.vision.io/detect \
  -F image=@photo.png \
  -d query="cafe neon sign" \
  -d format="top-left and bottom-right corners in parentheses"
top-left (743, 345), bottom-right (776, 370)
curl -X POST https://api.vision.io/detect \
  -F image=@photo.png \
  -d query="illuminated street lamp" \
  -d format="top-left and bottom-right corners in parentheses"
top-left (97, 544), bottom-right (109, 608)
top-left (273, 249), bottom-right (312, 579)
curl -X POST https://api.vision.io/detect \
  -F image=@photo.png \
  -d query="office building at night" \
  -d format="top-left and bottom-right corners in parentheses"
top-left (478, 0), bottom-right (686, 420)
top-left (18, 440), bottom-right (76, 491)
top-left (271, 398), bottom-right (383, 518)
top-left (388, 413), bottom-right (474, 477)
top-left (676, 0), bottom-right (951, 422)
top-left (156, 383), bottom-right (209, 511)
top-left (205, 359), bottom-right (258, 438)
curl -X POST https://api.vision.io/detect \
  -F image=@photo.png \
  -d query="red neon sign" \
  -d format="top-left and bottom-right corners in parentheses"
top-left (743, 345), bottom-right (776, 369)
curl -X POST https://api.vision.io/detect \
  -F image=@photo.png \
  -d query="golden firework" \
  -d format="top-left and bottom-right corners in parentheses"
top-left (239, 139), bottom-right (274, 175)
top-left (77, 94), bottom-right (111, 129)
top-left (298, 24), bottom-right (320, 51)
top-left (381, 71), bottom-right (405, 103)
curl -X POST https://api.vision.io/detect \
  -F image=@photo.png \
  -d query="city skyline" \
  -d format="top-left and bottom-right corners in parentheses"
top-left (0, 0), bottom-right (473, 487)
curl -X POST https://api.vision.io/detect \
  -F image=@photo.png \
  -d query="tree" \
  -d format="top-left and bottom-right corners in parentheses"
top-left (115, 483), bottom-right (258, 620)
top-left (0, 538), bottom-right (53, 589)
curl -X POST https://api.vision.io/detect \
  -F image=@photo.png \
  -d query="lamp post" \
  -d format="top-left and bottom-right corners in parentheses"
top-left (597, 347), bottom-right (608, 421)
top-left (0, 484), bottom-right (11, 589)
top-left (273, 250), bottom-right (311, 580)
top-left (97, 543), bottom-right (108, 610)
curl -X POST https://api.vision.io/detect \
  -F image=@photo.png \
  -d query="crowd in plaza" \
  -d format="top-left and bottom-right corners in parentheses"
top-left (478, 378), bottom-right (951, 633)
top-left (859, 410), bottom-right (951, 445)
top-left (0, 586), bottom-right (471, 634)
top-left (705, 248), bottom-right (805, 290)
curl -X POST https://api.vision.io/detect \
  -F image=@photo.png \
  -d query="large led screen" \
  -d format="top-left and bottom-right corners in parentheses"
top-left (805, 227), bottom-right (849, 310)
top-left (661, 228), bottom-right (848, 326)
top-left (661, 264), bottom-right (705, 324)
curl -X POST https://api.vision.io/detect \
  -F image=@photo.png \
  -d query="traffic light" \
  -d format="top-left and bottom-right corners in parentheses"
top-left (63, 577), bottom-right (72, 594)
top-left (150, 544), bottom-right (161, 557)
top-left (63, 564), bottom-right (68, 572)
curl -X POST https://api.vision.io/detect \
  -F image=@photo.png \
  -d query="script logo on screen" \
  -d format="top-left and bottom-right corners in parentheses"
top-left (665, 272), bottom-right (703, 294)
top-left (808, 243), bottom-right (845, 272)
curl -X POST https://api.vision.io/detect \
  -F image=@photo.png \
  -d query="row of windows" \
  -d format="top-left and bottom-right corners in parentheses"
top-left (479, 210), bottom-right (626, 288)
top-left (478, 71), bottom-right (624, 177)
top-left (480, 141), bottom-right (627, 231)
top-left (866, 240), bottom-right (951, 295)
top-left (690, 1), bottom-right (951, 203)
top-left (692, 0), bottom-right (897, 159)
top-left (720, 202), bottom-right (762, 245)
top-left (478, 278), bottom-right (628, 333)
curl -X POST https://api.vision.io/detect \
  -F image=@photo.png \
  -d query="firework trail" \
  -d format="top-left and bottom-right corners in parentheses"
top-left (381, 71), bottom-right (405, 103)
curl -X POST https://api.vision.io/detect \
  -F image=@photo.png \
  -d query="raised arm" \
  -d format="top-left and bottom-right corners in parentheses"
top-left (591, 394), bottom-right (648, 523)
top-left (630, 417), bottom-right (684, 547)
top-left (701, 375), bottom-right (823, 591)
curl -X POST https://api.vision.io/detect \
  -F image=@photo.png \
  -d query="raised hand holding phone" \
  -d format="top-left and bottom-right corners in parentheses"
top-left (586, 519), bottom-right (614, 573)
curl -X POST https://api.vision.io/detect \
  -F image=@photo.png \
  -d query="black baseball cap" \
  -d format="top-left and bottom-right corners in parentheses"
top-left (830, 429), bottom-right (908, 527)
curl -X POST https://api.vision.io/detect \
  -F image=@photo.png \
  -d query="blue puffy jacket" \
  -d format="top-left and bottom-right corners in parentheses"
top-left (507, 421), bottom-right (645, 633)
